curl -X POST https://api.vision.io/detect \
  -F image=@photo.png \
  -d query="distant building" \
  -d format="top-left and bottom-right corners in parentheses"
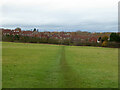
top-left (21, 31), bottom-right (33, 37)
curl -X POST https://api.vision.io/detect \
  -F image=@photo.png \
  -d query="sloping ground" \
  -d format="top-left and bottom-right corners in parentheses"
top-left (2, 42), bottom-right (118, 88)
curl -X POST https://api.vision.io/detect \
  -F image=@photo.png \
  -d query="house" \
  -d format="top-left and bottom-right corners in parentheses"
top-left (12, 30), bottom-right (21, 35)
top-left (2, 29), bottom-right (12, 35)
top-left (21, 31), bottom-right (33, 37)
top-left (2, 28), bottom-right (22, 36)
top-left (89, 37), bottom-right (97, 43)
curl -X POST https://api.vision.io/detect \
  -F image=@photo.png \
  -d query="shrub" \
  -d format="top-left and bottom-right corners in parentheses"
top-left (48, 38), bottom-right (59, 44)
top-left (101, 36), bottom-right (109, 43)
top-left (102, 41), bottom-right (108, 47)
top-left (107, 42), bottom-right (120, 48)
top-left (110, 33), bottom-right (120, 42)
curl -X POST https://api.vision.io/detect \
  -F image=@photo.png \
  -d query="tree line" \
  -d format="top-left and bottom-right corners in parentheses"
top-left (2, 32), bottom-right (120, 48)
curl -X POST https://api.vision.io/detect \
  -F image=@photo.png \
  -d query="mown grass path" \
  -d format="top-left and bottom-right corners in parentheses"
top-left (60, 46), bottom-right (81, 88)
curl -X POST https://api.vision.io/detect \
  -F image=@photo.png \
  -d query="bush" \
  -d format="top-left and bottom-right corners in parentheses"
top-left (48, 38), bottom-right (59, 44)
top-left (102, 41), bottom-right (108, 47)
top-left (107, 42), bottom-right (120, 48)
top-left (63, 39), bottom-right (70, 45)
top-left (101, 36), bottom-right (109, 43)
top-left (110, 33), bottom-right (120, 42)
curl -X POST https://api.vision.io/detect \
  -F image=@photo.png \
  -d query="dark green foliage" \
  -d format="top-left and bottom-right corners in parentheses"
top-left (33, 28), bottom-right (36, 32)
top-left (110, 33), bottom-right (120, 42)
top-left (48, 38), bottom-right (59, 44)
top-left (15, 27), bottom-right (21, 31)
top-left (14, 35), bottom-right (20, 40)
top-left (63, 39), bottom-right (70, 45)
top-left (2, 35), bottom-right (14, 42)
top-left (39, 38), bottom-right (48, 43)
top-left (107, 42), bottom-right (120, 48)
top-left (98, 37), bottom-right (101, 41)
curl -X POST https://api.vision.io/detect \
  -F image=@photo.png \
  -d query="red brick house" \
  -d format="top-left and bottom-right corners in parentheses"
top-left (89, 37), bottom-right (98, 43)
top-left (2, 29), bottom-right (12, 35)
top-left (21, 31), bottom-right (33, 37)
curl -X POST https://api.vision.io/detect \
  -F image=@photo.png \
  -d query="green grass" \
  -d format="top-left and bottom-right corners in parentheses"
top-left (2, 42), bottom-right (118, 88)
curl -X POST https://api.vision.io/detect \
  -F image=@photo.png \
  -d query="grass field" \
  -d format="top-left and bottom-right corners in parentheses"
top-left (2, 42), bottom-right (118, 88)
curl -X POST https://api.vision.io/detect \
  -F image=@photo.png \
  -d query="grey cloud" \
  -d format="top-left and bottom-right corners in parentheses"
top-left (1, 1), bottom-right (118, 32)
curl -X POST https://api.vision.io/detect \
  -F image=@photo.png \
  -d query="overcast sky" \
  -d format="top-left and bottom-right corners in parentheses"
top-left (0, 0), bottom-right (119, 32)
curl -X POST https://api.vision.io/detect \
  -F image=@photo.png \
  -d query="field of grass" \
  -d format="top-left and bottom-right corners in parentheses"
top-left (2, 42), bottom-right (118, 88)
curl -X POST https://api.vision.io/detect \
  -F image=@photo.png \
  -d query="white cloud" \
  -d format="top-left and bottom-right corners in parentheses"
top-left (0, 0), bottom-right (119, 32)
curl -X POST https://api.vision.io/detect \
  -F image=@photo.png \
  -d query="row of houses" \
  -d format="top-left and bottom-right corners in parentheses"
top-left (2, 29), bottom-right (33, 36)
top-left (1, 28), bottom-right (109, 43)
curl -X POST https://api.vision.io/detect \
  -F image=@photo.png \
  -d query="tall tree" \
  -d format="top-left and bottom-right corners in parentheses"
top-left (110, 33), bottom-right (120, 42)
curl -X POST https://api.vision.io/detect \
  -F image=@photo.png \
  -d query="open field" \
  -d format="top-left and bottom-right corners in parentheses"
top-left (2, 42), bottom-right (118, 88)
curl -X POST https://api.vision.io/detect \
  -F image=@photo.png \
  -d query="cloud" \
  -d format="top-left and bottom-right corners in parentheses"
top-left (0, 0), bottom-right (119, 32)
